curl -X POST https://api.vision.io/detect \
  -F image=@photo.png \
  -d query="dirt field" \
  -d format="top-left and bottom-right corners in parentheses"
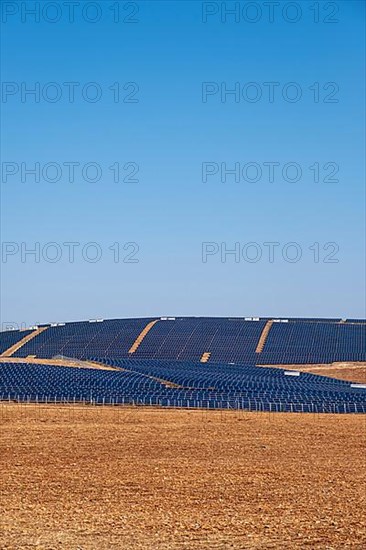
top-left (1, 405), bottom-right (365, 549)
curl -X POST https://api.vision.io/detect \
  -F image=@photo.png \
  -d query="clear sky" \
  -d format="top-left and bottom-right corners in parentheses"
top-left (1, 0), bottom-right (365, 328)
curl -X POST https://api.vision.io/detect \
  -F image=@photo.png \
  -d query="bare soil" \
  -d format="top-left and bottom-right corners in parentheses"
top-left (1, 404), bottom-right (365, 549)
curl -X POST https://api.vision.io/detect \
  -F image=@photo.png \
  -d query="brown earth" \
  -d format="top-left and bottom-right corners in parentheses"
top-left (1, 404), bottom-right (365, 549)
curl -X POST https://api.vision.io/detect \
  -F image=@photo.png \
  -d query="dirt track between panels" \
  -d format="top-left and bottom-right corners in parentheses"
top-left (1, 405), bottom-right (365, 550)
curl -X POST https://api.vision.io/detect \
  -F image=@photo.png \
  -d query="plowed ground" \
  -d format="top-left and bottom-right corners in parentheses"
top-left (1, 405), bottom-right (365, 549)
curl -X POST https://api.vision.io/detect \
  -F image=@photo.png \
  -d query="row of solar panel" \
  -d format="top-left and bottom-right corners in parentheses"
top-left (1, 317), bottom-right (365, 365)
top-left (1, 361), bottom-right (365, 413)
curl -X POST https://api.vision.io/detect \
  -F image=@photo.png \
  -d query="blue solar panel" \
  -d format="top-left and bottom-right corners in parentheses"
top-left (0, 329), bottom-right (33, 354)
top-left (134, 318), bottom-right (266, 363)
top-left (0, 360), bottom-right (364, 414)
top-left (1, 316), bottom-right (365, 365)
top-left (260, 322), bottom-right (366, 364)
top-left (12, 318), bottom-right (154, 359)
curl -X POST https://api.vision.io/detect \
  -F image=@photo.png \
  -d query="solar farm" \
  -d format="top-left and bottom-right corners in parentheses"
top-left (1, 316), bottom-right (365, 548)
top-left (0, 316), bottom-right (365, 413)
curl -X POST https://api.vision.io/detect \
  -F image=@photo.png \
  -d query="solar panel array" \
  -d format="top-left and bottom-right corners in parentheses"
top-left (13, 318), bottom-right (153, 359)
top-left (260, 322), bottom-right (366, 364)
top-left (1, 360), bottom-right (365, 413)
top-left (0, 329), bottom-right (33, 354)
top-left (0, 316), bottom-right (365, 365)
top-left (133, 318), bottom-right (266, 363)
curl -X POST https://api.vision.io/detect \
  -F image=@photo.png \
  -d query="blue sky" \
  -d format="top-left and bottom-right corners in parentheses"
top-left (1, 0), bottom-right (365, 327)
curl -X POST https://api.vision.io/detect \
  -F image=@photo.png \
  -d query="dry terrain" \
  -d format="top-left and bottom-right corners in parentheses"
top-left (1, 404), bottom-right (365, 549)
